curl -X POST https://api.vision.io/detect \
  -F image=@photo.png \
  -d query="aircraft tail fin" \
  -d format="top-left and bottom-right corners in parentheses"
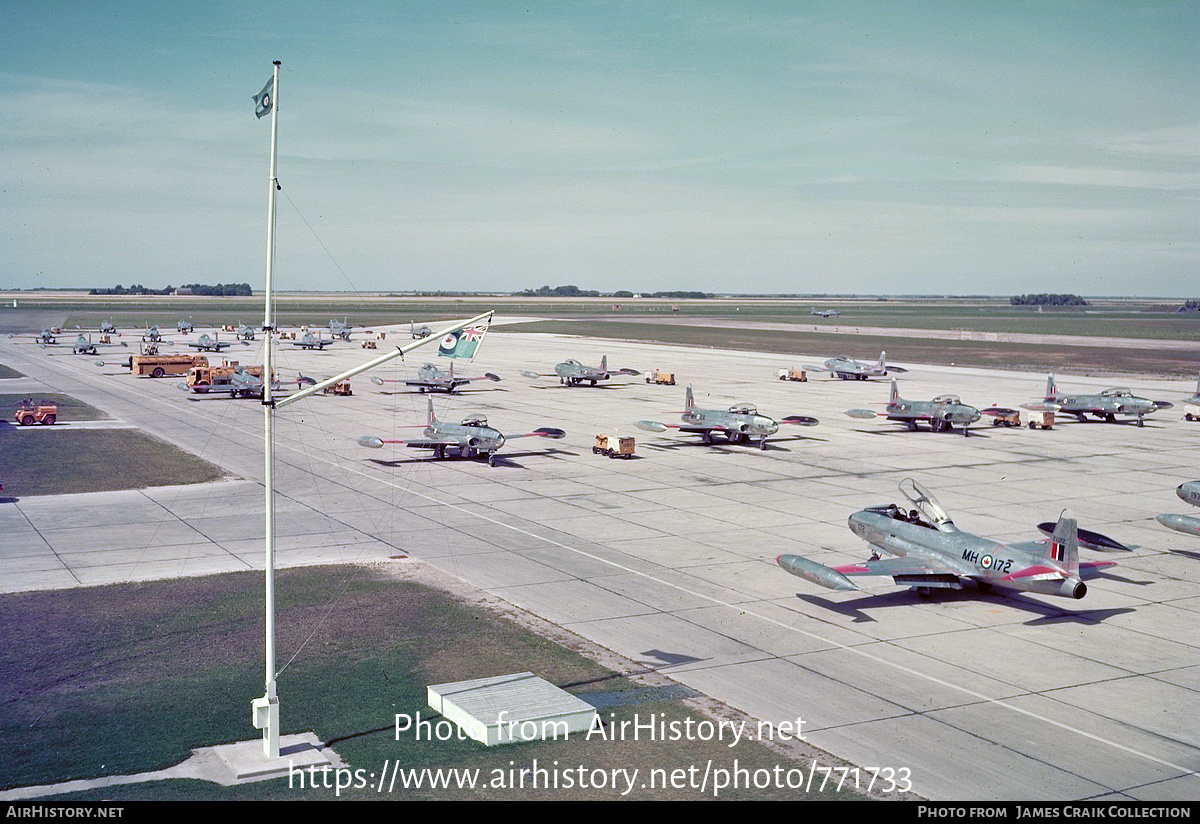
top-left (600, 354), bottom-right (608, 373)
top-left (889, 378), bottom-right (900, 404)
top-left (1046, 374), bottom-right (1058, 399)
top-left (685, 384), bottom-right (695, 412)
top-left (1043, 510), bottom-right (1079, 575)
top-left (427, 396), bottom-right (438, 427)
top-left (878, 351), bottom-right (886, 370)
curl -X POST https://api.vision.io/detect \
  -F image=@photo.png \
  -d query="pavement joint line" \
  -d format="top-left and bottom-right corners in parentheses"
top-left (11, 499), bottom-right (79, 585)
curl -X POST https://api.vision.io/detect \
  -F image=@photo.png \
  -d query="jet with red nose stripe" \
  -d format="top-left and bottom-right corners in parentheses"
top-left (777, 479), bottom-right (1119, 600)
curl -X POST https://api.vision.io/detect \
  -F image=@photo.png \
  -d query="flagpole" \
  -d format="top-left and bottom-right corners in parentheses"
top-left (251, 59), bottom-right (281, 760)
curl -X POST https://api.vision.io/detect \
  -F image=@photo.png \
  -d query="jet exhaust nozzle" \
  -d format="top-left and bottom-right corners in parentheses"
top-left (1058, 578), bottom-right (1087, 599)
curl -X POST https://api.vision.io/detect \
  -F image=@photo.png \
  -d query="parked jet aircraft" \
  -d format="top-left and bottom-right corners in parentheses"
top-left (811, 308), bottom-right (842, 318)
top-left (846, 379), bottom-right (1000, 436)
top-left (635, 385), bottom-right (818, 449)
top-left (290, 332), bottom-right (334, 350)
top-left (777, 479), bottom-right (1118, 600)
top-left (327, 318), bottom-right (357, 341)
top-left (187, 333), bottom-right (235, 352)
top-left (521, 355), bottom-right (639, 386)
top-left (370, 362), bottom-right (500, 393)
top-left (1023, 375), bottom-right (1172, 427)
top-left (72, 334), bottom-right (127, 355)
top-left (1181, 374), bottom-right (1200, 421)
top-left (136, 326), bottom-right (176, 347)
top-left (411, 324), bottom-right (432, 339)
top-left (235, 323), bottom-right (256, 341)
top-left (177, 320), bottom-right (194, 334)
top-left (1156, 481), bottom-right (1200, 538)
top-left (805, 351), bottom-right (908, 381)
top-left (355, 398), bottom-right (564, 466)
top-left (179, 368), bottom-right (315, 399)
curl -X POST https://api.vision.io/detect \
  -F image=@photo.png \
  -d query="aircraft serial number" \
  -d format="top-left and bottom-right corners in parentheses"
top-left (962, 550), bottom-right (1012, 573)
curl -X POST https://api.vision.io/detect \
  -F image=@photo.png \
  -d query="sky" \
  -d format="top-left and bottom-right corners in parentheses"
top-left (1, 1), bottom-right (1197, 297)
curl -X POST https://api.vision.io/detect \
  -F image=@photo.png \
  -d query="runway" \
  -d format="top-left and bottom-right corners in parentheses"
top-left (1, 323), bottom-right (1198, 801)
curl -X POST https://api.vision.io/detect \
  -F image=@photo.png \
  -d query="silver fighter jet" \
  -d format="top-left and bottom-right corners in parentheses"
top-left (356, 397), bottom-right (565, 467)
top-left (370, 362), bottom-right (500, 394)
top-left (777, 479), bottom-right (1118, 599)
top-left (521, 355), bottom-right (639, 386)
top-left (635, 385), bottom-right (818, 449)
top-left (846, 379), bottom-right (998, 436)
top-left (1023, 375), bottom-right (1172, 427)
top-left (804, 351), bottom-right (907, 381)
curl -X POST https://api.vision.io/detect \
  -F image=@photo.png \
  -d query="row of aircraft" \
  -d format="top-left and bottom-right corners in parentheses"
top-left (842, 375), bottom-right (1177, 435)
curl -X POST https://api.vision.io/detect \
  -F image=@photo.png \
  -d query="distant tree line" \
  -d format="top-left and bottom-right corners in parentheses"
top-left (514, 285), bottom-right (601, 297)
top-left (89, 283), bottom-right (253, 296)
top-left (90, 284), bottom-right (174, 295)
top-left (1010, 293), bottom-right (1088, 306)
top-left (180, 283), bottom-right (253, 296)
top-left (514, 284), bottom-right (712, 299)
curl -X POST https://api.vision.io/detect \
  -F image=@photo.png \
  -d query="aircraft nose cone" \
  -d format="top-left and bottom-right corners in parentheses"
top-left (1178, 482), bottom-right (1200, 507)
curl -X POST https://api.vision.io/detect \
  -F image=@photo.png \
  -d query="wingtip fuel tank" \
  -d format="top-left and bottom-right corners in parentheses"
top-left (776, 555), bottom-right (859, 591)
top-left (1155, 513), bottom-right (1200, 537)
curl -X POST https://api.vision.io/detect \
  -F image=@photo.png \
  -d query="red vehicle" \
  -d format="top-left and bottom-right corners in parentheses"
top-left (14, 400), bottom-right (57, 426)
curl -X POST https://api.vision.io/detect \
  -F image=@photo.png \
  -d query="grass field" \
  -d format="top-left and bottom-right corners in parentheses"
top-left (0, 393), bottom-right (226, 496)
top-left (0, 564), bottom-right (863, 801)
top-left (4, 293), bottom-right (1198, 340)
top-left (510, 320), bottom-right (1200, 378)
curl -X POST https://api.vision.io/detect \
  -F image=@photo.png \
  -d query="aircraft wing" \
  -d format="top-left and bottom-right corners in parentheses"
top-left (406, 373), bottom-right (499, 389)
top-left (677, 424), bottom-right (727, 433)
top-left (780, 415), bottom-right (820, 426)
top-left (833, 556), bottom-right (965, 580)
top-left (1078, 560), bottom-right (1118, 578)
top-left (778, 553), bottom-right (965, 591)
top-left (635, 420), bottom-right (723, 433)
top-left (503, 427), bottom-right (566, 440)
top-left (397, 438), bottom-right (460, 449)
top-left (355, 435), bottom-right (459, 450)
